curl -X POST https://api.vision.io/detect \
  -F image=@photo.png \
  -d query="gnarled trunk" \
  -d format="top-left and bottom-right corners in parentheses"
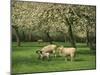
top-left (12, 26), bottom-right (21, 46)
top-left (28, 31), bottom-right (32, 42)
top-left (66, 17), bottom-right (76, 48)
top-left (46, 32), bottom-right (52, 44)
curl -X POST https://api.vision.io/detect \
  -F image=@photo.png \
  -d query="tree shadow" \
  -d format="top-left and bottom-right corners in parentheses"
top-left (12, 45), bottom-right (45, 47)
top-left (77, 50), bottom-right (96, 55)
top-left (75, 58), bottom-right (85, 61)
top-left (12, 53), bottom-right (52, 66)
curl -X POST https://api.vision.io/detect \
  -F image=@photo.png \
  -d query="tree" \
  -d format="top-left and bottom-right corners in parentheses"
top-left (12, 26), bottom-right (21, 46)
top-left (71, 5), bottom-right (96, 50)
top-left (11, 1), bottom-right (96, 49)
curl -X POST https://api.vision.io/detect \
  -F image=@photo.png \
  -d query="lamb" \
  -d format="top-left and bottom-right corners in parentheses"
top-left (41, 45), bottom-right (57, 53)
top-left (36, 44), bottom-right (57, 60)
top-left (36, 50), bottom-right (50, 60)
top-left (57, 46), bottom-right (76, 62)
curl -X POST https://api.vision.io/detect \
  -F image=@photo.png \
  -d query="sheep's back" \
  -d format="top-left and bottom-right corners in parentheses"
top-left (62, 48), bottom-right (76, 55)
top-left (41, 45), bottom-right (56, 52)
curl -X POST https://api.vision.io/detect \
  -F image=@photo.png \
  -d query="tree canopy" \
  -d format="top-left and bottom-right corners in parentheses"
top-left (11, 0), bottom-right (96, 49)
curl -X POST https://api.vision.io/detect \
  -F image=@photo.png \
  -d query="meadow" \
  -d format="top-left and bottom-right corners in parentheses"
top-left (12, 42), bottom-right (96, 74)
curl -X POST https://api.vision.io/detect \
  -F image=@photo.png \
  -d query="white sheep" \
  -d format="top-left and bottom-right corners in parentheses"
top-left (41, 45), bottom-right (57, 53)
top-left (36, 44), bottom-right (57, 60)
top-left (40, 52), bottom-right (50, 60)
top-left (36, 50), bottom-right (50, 60)
top-left (57, 46), bottom-right (76, 61)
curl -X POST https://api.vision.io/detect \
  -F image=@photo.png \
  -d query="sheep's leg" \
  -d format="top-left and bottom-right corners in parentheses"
top-left (53, 50), bottom-right (56, 58)
top-left (59, 50), bottom-right (62, 57)
top-left (40, 55), bottom-right (44, 60)
top-left (47, 55), bottom-right (50, 61)
top-left (54, 54), bottom-right (56, 58)
top-left (71, 57), bottom-right (73, 62)
top-left (71, 54), bottom-right (74, 62)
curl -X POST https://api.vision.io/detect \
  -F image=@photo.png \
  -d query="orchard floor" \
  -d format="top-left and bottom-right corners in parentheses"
top-left (12, 42), bottom-right (96, 74)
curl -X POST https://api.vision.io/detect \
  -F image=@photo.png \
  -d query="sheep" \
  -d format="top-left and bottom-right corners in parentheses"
top-left (40, 52), bottom-right (50, 60)
top-left (36, 50), bottom-right (50, 60)
top-left (36, 51), bottom-right (50, 60)
top-left (36, 44), bottom-right (57, 60)
top-left (57, 46), bottom-right (76, 62)
top-left (36, 45), bottom-right (57, 59)
top-left (41, 45), bottom-right (57, 53)
top-left (41, 45), bottom-right (57, 57)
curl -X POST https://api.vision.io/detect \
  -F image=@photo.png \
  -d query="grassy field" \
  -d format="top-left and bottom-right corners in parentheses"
top-left (12, 42), bottom-right (96, 74)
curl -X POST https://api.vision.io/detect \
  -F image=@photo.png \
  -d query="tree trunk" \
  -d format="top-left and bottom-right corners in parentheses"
top-left (88, 33), bottom-right (96, 50)
top-left (64, 34), bottom-right (67, 43)
top-left (66, 17), bottom-right (76, 48)
top-left (86, 29), bottom-right (89, 46)
top-left (28, 31), bottom-right (32, 42)
top-left (68, 24), bottom-right (76, 48)
top-left (22, 31), bottom-right (25, 42)
top-left (86, 20), bottom-right (96, 50)
top-left (12, 27), bottom-right (21, 46)
top-left (46, 32), bottom-right (52, 44)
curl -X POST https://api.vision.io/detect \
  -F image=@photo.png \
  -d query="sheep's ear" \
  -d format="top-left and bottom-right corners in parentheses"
top-left (40, 51), bottom-right (42, 54)
top-left (36, 50), bottom-right (40, 54)
top-left (36, 50), bottom-right (42, 54)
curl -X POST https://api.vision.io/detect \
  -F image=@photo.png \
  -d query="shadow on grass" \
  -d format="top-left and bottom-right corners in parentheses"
top-left (12, 42), bottom-right (89, 48)
top-left (77, 50), bottom-right (96, 55)
top-left (12, 47), bottom-right (41, 52)
top-left (12, 52), bottom-right (86, 66)
top-left (75, 58), bottom-right (85, 61)
top-left (12, 55), bottom-right (42, 66)
top-left (12, 45), bottom-right (45, 47)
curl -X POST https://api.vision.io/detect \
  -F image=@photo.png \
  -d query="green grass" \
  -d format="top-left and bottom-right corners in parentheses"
top-left (12, 42), bottom-right (96, 74)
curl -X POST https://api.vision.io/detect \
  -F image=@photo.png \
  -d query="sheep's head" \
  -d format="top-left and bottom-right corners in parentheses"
top-left (36, 50), bottom-right (40, 54)
top-left (36, 50), bottom-right (43, 59)
top-left (57, 45), bottom-right (64, 51)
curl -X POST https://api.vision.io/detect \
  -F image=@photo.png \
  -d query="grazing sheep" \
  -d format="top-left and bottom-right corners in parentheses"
top-left (40, 52), bottom-right (50, 60)
top-left (41, 45), bottom-right (57, 53)
top-left (57, 46), bottom-right (76, 61)
top-left (41, 45), bottom-right (57, 57)
top-left (36, 44), bottom-right (57, 60)
top-left (36, 50), bottom-right (50, 60)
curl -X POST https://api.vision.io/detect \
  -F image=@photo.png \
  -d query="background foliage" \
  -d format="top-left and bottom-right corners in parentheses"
top-left (12, 0), bottom-right (96, 49)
